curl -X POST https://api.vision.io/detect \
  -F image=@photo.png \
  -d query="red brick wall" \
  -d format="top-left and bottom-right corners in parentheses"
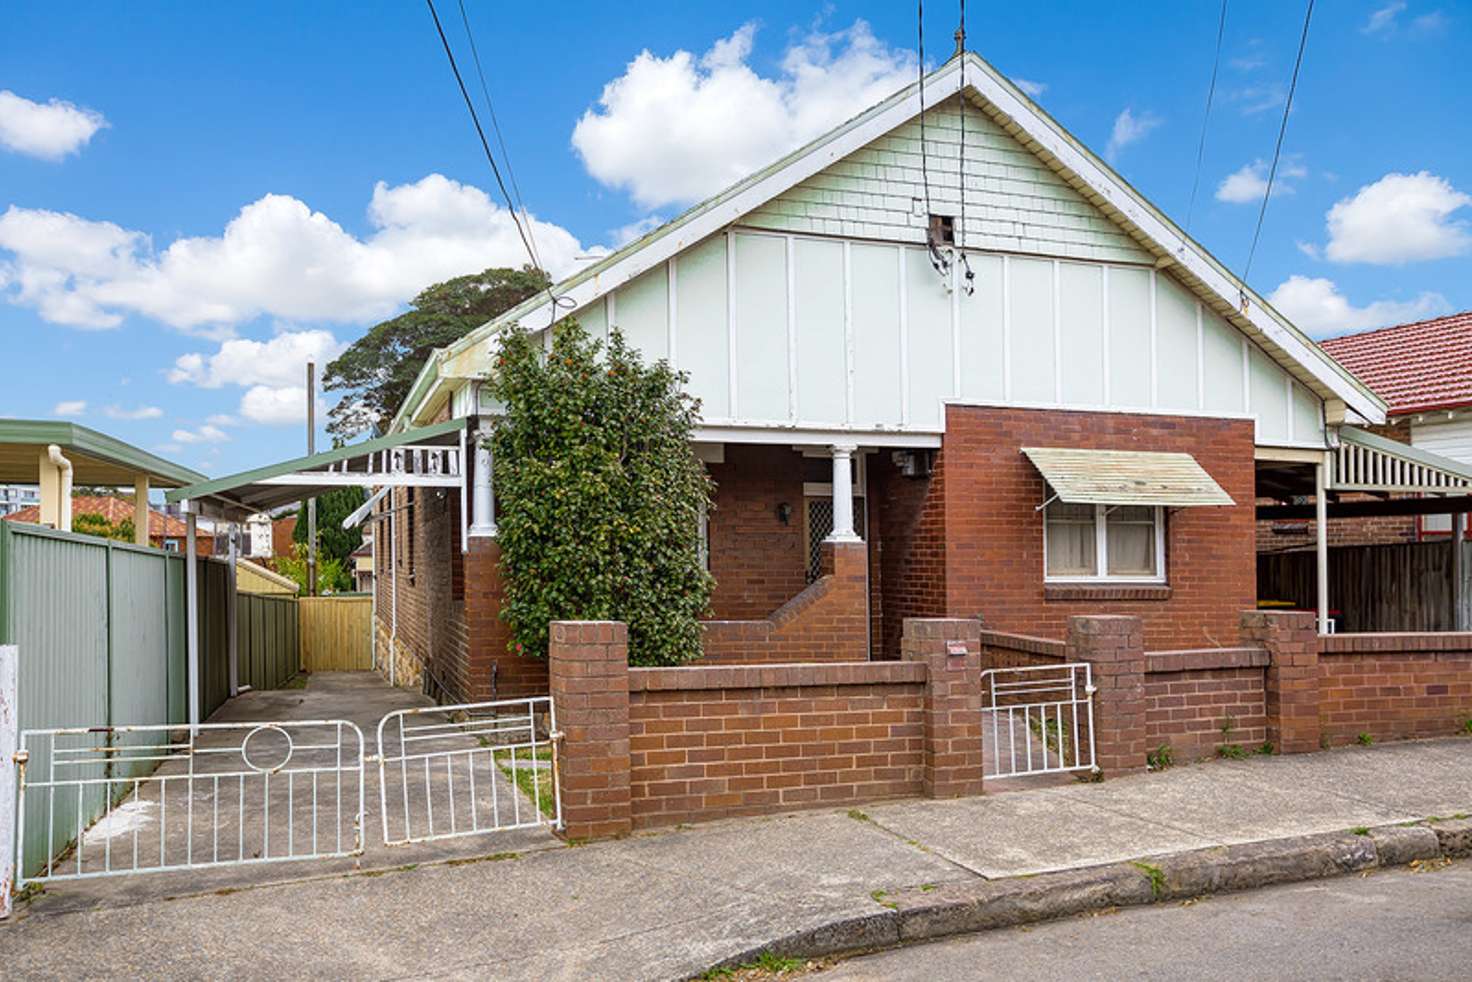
top-left (699, 540), bottom-right (868, 663)
top-left (1144, 649), bottom-right (1268, 761)
top-left (627, 662), bottom-right (927, 828)
top-left (705, 445), bottom-right (809, 620)
top-left (978, 630), bottom-right (1067, 670)
top-left (372, 487), bottom-right (545, 701)
top-left (1319, 634), bottom-right (1472, 744)
top-left (874, 449), bottom-right (948, 658)
top-left (934, 406), bottom-right (1257, 649)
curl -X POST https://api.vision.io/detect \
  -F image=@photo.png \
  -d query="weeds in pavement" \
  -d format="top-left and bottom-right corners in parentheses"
top-left (1351, 826), bottom-right (1370, 836)
top-left (1132, 861), bottom-right (1168, 899)
top-left (1216, 744), bottom-right (1248, 760)
top-left (697, 951), bottom-right (831, 980)
top-left (1147, 743), bottom-right (1174, 770)
top-left (281, 673), bottom-right (309, 690)
top-left (1356, 732), bottom-right (1374, 747)
top-left (869, 889), bottom-right (897, 910)
top-left (846, 808), bottom-right (870, 823)
top-left (1463, 718), bottom-right (1472, 735)
top-left (1257, 741), bottom-right (1275, 755)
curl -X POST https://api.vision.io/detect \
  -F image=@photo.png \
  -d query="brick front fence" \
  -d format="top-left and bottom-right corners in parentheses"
top-left (549, 612), bottom-right (1472, 840)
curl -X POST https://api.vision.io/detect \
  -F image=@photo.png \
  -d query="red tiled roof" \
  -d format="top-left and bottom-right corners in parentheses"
top-left (5, 495), bottom-right (204, 540)
top-left (1321, 311), bottom-right (1472, 416)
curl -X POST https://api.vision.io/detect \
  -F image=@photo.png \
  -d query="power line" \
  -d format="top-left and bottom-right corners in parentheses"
top-left (1185, 0), bottom-right (1228, 233)
top-left (456, 0), bottom-right (542, 274)
top-left (1244, 0), bottom-right (1314, 285)
top-left (425, 0), bottom-right (559, 315)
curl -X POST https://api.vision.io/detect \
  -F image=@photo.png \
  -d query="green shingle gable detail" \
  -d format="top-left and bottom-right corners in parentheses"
top-left (742, 96), bottom-right (1152, 265)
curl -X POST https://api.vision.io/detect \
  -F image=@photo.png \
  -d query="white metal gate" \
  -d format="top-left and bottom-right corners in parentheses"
top-left (980, 664), bottom-right (1098, 779)
top-left (14, 720), bottom-right (364, 885)
top-left (376, 696), bottom-right (561, 846)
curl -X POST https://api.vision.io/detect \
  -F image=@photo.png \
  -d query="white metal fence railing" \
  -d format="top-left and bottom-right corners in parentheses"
top-left (376, 697), bottom-right (561, 847)
top-left (14, 720), bottom-right (365, 884)
top-left (980, 664), bottom-right (1098, 779)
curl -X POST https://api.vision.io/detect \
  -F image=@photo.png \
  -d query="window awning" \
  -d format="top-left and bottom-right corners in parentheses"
top-left (1022, 447), bottom-right (1235, 508)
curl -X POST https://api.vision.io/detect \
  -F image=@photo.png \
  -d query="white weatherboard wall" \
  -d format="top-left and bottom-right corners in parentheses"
top-left (535, 227), bottom-right (1324, 447)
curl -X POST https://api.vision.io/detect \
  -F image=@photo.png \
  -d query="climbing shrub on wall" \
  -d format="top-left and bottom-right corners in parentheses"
top-left (488, 320), bottom-right (714, 666)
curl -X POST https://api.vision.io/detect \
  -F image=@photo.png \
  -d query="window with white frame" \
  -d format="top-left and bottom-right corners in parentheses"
top-left (1044, 501), bottom-right (1165, 582)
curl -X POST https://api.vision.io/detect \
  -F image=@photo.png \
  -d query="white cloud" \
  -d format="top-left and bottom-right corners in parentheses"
top-left (53, 400), bottom-right (86, 417)
top-left (1215, 158), bottom-right (1308, 204)
top-left (1412, 11), bottom-right (1449, 34)
top-left (240, 385), bottom-right (309, 425)
top-left (171, 425), bottom-right (229, 445)
top-left (1363, 2), bottom-right (1407, 35)
top-left (1268, 275), bottom-right (1450, 337)
top-left (572, 20), bottom-right (917, 209)
top-left (1013, 78), bottom-right (1047, 98)
top-left (0, 174), bottom-right (586, 332)
top-left (205, 413), bottom-right (238, 427)
top-left (0, 90), bottom-right (106, 160)
top-left (1322, 171), bottom-right (1471, 264)
top-left (168, 329), bottom-right (344, 389)
top-left (1104, 108), bottom-right (1161, 162)
top-left (103, 404), bottom-right (162, 420)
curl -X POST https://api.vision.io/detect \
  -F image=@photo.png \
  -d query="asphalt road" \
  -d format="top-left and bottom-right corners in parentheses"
top-left (822, 861), bottom-right (1472, 981)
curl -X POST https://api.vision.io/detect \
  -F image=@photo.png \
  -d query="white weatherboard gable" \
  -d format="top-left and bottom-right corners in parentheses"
top-left (404, 53), bottom-right (1381, 444)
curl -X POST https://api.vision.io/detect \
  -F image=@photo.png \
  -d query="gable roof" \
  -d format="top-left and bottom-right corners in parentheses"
top-left (4, 494), bottom-right (206, 539)
top-left (391, 51), bottom-right (1385, 432)
top-left (1320, 311), bottom-right (1472, 416)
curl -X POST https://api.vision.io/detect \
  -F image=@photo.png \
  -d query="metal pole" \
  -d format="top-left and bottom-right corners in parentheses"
top-left (1315, 455), bottom-right (1329, 635)
top-left (389, 494), bottom-right (398, 687)
top-left (185, 507), bottom-right (200, 733)
top-left (1454, 510), bottom-right (1466, 632)
top-left (226, 524), bottom-right (239, 697)
top-left (0, 644), bottom-right (18, 919)
top-left (306, 360), bottom-right (317, 597)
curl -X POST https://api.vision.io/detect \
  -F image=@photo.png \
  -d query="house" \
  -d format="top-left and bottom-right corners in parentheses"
top-left (0, 418), bottom-right (204, 548)
top-left (4, 494), bottom-right (217, 553)
top-left (1319, 310), bottom-right (1472, 540)
top-left (170, 50), bottom-right (1472, 705)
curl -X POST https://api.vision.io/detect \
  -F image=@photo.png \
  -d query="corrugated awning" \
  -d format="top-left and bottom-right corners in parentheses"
top-left (1022, 447), bottom-right (1234, 508)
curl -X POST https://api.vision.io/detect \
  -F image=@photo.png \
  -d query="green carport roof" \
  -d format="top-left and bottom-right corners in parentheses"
top-left (166, 417), bottom-right (469, 521)
top-left (0, 418), bottom-right (204, 488)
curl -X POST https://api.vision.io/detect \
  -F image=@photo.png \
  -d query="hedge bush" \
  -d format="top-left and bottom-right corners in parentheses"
top-left (488, 320), bottom-right (714, 666)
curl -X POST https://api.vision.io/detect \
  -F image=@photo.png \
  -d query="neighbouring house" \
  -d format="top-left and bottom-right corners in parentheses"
top-left (168, 51), bottom-right (1472, 705)
top-left (350, 537), bottom-right (374, 593)
top-left (0, 484), bottom-right (40, 516)
top-left (5, 494), bottom-right (217, 553)
top-left (245, 512), bottom-right (274, 558)
top-left (0, 418), bottom-right (204, 550)
top-left (272, 512), bottom-right (298, 557)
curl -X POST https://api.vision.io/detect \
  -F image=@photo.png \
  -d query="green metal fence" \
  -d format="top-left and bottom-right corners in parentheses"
top-left (0, 521), bottom-right (300, 875)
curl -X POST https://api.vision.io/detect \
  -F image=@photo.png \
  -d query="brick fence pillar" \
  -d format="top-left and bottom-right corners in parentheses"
top-left (548, 621), bottom-right (631, 840)
top-left (1241, 610), bottom-right (1320, 754)
top-left (901, 618), bottom-right (984, 798)
top-left (1066, 615), bottom-right (1146, 777)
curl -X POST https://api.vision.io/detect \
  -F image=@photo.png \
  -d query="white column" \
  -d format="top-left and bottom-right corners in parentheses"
top-left (1454, 509), bottom-right (1466, 632)
top-left (133, 475), bottom-right (150, 546)
top-left (226, 524), bottom-right (239, 697)
top-left (469, 428), bottom-right (497, 537)
top-left (1315, 455), bottom-right (1330, 635)
top-left (827, 444), bottom-right (861, 542)
top-left (185, 507), bottom-right (201, 733)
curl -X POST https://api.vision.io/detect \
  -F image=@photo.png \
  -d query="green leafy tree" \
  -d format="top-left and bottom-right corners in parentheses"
top-left (72, 511), bottom-right (135, 542)
top-left (490, 321), bottom-right (713, 666)
top-left (322, 266), bottom-right (549, 438)
top-left (275, 543), bottom-right (350, 594)
top-left (292, 486), bottom-right (366, 568)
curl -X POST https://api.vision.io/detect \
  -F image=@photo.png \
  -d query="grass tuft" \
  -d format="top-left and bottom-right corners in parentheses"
top-left (1132, 861), bottom-right (1168, 899)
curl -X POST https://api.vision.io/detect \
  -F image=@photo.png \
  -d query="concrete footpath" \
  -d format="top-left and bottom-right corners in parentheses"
top-left (3, 737), bottom-right (1470, 980)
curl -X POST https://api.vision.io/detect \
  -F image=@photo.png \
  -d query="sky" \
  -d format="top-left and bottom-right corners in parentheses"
top-left (2, 1), bottom-right (1469, 476)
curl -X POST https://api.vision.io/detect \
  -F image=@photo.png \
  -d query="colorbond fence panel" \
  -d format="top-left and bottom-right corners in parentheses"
top-left (238, 591), bottom-right (300, 690)
top-left (300, 596), bottom-right (372, 671)
top-left (0, 522), bottom-right (301, 876)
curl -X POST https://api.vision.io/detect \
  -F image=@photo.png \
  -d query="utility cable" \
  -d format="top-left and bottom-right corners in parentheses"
top-left (1244, 0), bottom-right (1314, 285)
top-left (1185, 0), bottom-right (1228, 233)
